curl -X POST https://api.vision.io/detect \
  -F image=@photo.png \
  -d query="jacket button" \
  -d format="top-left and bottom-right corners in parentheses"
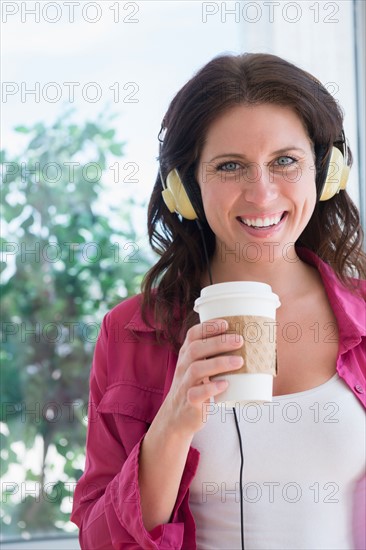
top-left (354, 385), bottom-right (364, 394)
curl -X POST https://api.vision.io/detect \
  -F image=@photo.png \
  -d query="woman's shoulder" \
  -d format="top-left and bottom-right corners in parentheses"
top-left (345, 277), bottom-right (366, 300)
top-left (107, 293), bottom-right (144, 322)
top-left (103, 290), bottom-right (160, 334)
top-left (298, 246), bottom-right (366, 300)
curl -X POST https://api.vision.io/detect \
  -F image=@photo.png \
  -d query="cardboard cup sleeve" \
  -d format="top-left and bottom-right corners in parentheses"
top-left (219, 315), bottom-right (277, 376)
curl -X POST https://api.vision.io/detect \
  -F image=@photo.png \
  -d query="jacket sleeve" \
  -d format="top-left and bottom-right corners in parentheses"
top-left (70, 311), bottom-right (200, 549)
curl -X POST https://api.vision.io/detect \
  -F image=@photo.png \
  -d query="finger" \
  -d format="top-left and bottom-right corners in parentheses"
top-left (186, 379), bottom-right (229, 406)
top-left (188, 332), bottom-right (244, 364)
top-left (187, 355), bottom-right (243, 385)
top-left (186, 318), bottom-right (229, 345)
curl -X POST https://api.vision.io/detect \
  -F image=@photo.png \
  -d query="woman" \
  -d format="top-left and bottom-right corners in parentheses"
top-left (71, 53), bottom-right (365, 549)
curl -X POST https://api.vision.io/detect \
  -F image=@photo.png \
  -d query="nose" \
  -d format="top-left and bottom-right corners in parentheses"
top-left (242, 162), bottom-right (279, 205)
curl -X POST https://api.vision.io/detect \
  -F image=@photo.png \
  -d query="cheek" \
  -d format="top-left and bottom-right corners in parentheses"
top-left (201, 192), bottom-right (218, 223)
top-left (290, 168), bottom-right (317, 203)
top-left (201, 183), bottom-right (236, 213)
top-left (294, 176), bottom-right (317, 224)
top-left (200, 186), bottom-right (231, 229)
top-left (306, 177), bottom-right (318, 207)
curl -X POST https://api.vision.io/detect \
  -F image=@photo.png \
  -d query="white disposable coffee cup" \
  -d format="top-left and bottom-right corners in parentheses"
top-left (194, 281), bottom-right (281, 406)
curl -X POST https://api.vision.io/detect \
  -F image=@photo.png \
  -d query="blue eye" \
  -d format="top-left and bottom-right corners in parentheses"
top-left (275, 156), bottom-right (296, 166)
top-left (217, 161), bottom-right (240, 171)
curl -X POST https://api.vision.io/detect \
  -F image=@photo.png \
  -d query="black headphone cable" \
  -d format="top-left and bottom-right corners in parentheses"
top-left (233, 406), bottom-right (245, 550)
top-left (195, 219), bottom-right (213, 285)
top-left (195, 218), bottom-right (245, 549)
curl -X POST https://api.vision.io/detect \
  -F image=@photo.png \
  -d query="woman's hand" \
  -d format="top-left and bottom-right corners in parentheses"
top-left (139, 318), bottom-right (243, 530)
top-left (161, 318), bottom-right (244, 437)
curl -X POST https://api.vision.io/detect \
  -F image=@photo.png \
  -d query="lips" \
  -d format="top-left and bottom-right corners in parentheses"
top-left (239, 212), bottom-right (285, 227)
top-left (236, 212), bottom-right (288, 237)
top-left (237, 211), bottom-right (286, 228)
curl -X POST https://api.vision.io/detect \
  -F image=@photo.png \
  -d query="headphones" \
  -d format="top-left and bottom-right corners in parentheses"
top-left (159, 133), bottom-right (350, 219)
top-left (318, 136), bottom-right (350, 201)
top-left (161, 168), bottom-right (200, 220)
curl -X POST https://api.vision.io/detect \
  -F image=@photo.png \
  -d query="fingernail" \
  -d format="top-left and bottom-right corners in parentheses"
top-left (228, 334), bottom-right (243, 345)
top-left (215, 380), bottom-right (229, 390)
top-left (229, 356), bottom-right (244, 366)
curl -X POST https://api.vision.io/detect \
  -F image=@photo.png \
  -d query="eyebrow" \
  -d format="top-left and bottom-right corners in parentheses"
top-left (209, 147), bottom-right (307, 162)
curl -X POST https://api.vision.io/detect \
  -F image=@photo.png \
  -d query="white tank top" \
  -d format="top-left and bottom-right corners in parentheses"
top-left (189, 373), bottom-right (365, 549)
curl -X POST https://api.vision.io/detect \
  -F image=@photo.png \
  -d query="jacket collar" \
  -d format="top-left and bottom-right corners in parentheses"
top-left (124, 291), bottom-right (163, 333)
top-left (297, 247), bottom-right (365, 352)
top-left (124, 290), bottom-right (184, 336)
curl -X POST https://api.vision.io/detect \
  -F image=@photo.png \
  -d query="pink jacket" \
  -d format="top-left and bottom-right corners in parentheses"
top-left (71, 248), bottom-right (366, 549)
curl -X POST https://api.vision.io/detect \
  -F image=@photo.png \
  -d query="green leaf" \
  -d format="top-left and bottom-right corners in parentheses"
top-left (109, 143), bottom-right (124, 156)
top-left (14, 125), bottom-right (30, 133)
top-left (28, 134), bottom-right (45, 150)
top-left (84, 123), bottom-right (99, 139)
top-left (103, 129), bottom-right (115, 139)
top-left (1, 106), bottom-right (155, 538)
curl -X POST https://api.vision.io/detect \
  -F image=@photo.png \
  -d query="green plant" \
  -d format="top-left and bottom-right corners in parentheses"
top-left (0, 109), bottom-right (155, 539)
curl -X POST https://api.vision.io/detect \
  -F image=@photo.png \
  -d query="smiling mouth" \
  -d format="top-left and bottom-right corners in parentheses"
top-left (237, 212), bottom-right (287, 229)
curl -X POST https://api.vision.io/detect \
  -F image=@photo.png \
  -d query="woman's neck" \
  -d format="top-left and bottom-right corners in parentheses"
top-left (203, 247), bottom-right (320, 303)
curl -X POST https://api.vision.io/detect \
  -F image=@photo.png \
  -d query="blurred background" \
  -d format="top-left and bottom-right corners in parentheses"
top-left (1, 1), bottom-right (365, 547)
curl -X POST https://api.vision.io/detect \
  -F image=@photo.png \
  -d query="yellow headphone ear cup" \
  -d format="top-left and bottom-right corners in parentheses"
top-left (162, 169), bottom-right (198, 220)
top-left (319, 147), bottom-right (347, 201)
top-left (161, 187), bottom-right (176, 213)
top-left (340, 164), bottom-right (350, 190)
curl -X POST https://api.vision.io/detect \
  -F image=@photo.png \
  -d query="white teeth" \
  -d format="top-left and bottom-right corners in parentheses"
top-left (239, 213), bottom-right (283, 228)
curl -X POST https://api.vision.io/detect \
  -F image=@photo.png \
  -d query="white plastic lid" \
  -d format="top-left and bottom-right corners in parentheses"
top-left (194, 281), bottom-right (281, 315)
top-left (200, 281), bottom-right (272, 298)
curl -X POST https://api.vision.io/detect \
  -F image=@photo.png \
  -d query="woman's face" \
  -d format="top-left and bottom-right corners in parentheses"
top-left (196, 103), bottom-right (317, 263)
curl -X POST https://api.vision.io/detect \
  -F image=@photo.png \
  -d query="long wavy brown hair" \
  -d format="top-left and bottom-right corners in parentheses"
top-left (140, 53), bottom-right (365, 353)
